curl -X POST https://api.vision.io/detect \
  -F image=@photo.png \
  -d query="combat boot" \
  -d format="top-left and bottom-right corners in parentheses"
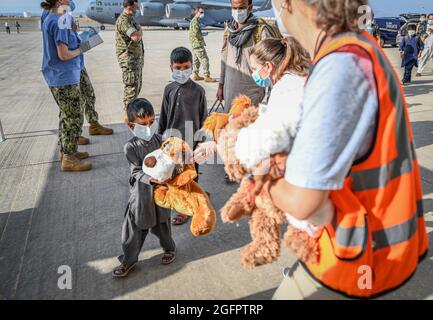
top-left (123, 110), bottom-right (129, 123)
top-left (59, 151), bottom-right (89, 161)
top-left (89, 122), bottom-right (114, 135)
top-left (204, 76), bottom-right (216, 83)
top-left (193, 73), bottom-right (204, 81)
top-left (78, 136), bottom-right (90, 145)
top-left (61, 154), bottom-right (92, 172)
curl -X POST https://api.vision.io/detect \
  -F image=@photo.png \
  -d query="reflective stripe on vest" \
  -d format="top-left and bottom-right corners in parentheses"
top-left (333, 199), bottom-right (424, 249)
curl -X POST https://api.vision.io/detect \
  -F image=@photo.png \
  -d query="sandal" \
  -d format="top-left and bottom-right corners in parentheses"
top-left (162, 251), bottom-right (176, 265)
top-left (172, 213), bottom-right (190, 225)
top-left (112, 263), bottom-right (136, 278)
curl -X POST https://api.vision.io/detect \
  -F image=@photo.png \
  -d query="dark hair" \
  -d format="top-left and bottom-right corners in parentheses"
top-left (40, 0), bottom-right (57, 10)
top-left (127, 98), bottom-right (155, 122)
top-left (123, 0), bottom-right (138, 8)
top-left (408, 24), bottom-right (416, 31)
top-left (230, 0), bottom-right (253, 6)
top-left (250, 37), bottom-right (310, 81)
top-left (170, 47), bottom-right (193, 64)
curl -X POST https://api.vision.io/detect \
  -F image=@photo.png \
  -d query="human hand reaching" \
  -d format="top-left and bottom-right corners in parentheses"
top-left (193, 141), bottom-right (217, 164)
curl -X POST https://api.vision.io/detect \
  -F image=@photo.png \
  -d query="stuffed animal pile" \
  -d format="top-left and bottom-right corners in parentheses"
top-left (215, 95), bottom-right (321, 269)
top-left (143, 137), bottom-right (216, 237)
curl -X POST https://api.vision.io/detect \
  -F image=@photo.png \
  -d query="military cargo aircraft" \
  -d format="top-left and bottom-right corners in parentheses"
top-left (86, 0), bottom-right (272, 30)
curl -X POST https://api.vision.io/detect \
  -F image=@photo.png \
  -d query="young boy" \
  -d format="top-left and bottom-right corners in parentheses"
top-left (158, 47), bottom-right (208, 226)
top-left (400, 25), bottom-right (424, 84)
top-left (113, 98), bottom-right (176, 278)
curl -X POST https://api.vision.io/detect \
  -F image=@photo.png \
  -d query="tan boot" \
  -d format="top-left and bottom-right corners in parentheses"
top-left (78, 136), bottom-right (90, 145)
top-left (59, 151), bottom-right (89, 161)
top-left (89, 122), bottom-right (113, 136)
top-left (204, 76), bottom-right (216, 83)
top-left (61, 154), bottom-right (92, 172)
top-left (193, 73), bottom-right (204, 81)
top-left (123, 111), bottom-right (129, 123)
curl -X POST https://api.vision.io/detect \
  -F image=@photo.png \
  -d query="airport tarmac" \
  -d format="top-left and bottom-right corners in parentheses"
top-left (0, 29), bottom-right (432, 300)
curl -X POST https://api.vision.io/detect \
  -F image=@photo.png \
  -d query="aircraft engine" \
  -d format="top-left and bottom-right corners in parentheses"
top-left (140, 2), bottom-right (165, 17)
top-left (165, 4), bottom-right (194, 19)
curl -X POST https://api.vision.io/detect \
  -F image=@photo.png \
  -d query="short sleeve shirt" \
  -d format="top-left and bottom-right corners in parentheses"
top-left (115, 12), bottom-right (144, 67)
top-left (284, 52), bottom-right (378, 190)
top-left (41, 13), bottom-right (82, 87)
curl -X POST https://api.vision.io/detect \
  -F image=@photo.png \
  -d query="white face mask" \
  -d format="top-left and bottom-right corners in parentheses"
top-left (408, 30), bottom-right (416, 37)
top-left (272, 4), bottom-right (290, 37)
top-left (132, 122), bottom-right (157, 141)
top-left (232, 9), bottom-right (249, 24)
top-left (429, 20), bottom-right (433, 26)
top-left (171, 68), bottom-right (192, 84)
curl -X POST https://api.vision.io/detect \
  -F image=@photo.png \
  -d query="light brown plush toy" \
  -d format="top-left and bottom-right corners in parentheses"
top-left (143, 137), bottom-right (216, 237)
top-left (216, 96), bottom-right (320, 269)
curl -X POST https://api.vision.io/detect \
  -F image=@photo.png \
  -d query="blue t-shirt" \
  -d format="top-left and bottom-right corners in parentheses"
top-left (41, 13), bottom-right (82, 87)
top-left (41, 10), bottom-right (85, 71)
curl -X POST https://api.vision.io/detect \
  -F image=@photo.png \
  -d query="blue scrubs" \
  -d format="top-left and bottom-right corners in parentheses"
top-left (41, 13), bottom-right (82, 87)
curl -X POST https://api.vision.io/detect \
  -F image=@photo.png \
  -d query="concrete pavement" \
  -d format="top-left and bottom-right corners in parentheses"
top-left (0, 29), bottom-right (432, 300)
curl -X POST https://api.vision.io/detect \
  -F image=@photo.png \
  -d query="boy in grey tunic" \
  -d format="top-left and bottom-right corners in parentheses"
top-left (113, 98), bottom-right (176, 278)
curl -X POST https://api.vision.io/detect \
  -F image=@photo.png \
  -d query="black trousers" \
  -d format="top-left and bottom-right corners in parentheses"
top-left (119, 212), bottom-right (176, 266)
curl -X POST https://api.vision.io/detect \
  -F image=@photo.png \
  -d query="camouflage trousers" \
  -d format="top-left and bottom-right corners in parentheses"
top-left (80, 68), bottom-right (99, 126)
top-left (121, 64), bottom-right (143, 109)
top-left (193, 47), bottom-right (210, 77)
top-left (50, 84), bottom-right (81, 155)
top-left (49, 69), bottom-right (99, 155)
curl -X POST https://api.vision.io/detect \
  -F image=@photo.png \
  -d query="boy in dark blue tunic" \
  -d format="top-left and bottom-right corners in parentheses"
top-left (113, 98), bottom-right (176, 278)
top-left (400, 25), bottom-right (424, 84)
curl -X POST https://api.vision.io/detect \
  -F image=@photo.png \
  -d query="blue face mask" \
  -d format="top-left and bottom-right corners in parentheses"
top-left (252, 66), bottom-right (272, 88)
top-left (171, 68), bottom-right (192, 84)
top-left (132, 122), bottom-right (157, 141)
top-left (199, 13), bottom-right (205, 19)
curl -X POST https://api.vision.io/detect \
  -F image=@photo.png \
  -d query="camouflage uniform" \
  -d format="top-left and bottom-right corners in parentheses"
top-left (50, 84), bottom-right (81, 155)
top-left (189, 16), bottom-right (210, 77)
top-left (115, 12), bottom-right (144, 108)
top-left (80, 68), bottom-right (99, 126)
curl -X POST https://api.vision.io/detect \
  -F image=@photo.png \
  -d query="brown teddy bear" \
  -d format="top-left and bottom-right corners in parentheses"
top-left (143, 137), bottom-right (216, 237)
top-left (216, 96), bottom-right (320, 269)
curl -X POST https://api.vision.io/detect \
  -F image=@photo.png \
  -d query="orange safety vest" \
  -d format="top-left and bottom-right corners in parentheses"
top-left (303, 32), bottom-right (429, 298)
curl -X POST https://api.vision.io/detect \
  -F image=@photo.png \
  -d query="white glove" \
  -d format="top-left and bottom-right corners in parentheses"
top-left (193, 141), bottom-right (217, 164)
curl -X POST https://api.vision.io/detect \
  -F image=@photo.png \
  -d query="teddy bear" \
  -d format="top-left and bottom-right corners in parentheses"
top-left (142, 136), bottom-right (216, 237)
top-left (216, 95), bottom-right (322, 269)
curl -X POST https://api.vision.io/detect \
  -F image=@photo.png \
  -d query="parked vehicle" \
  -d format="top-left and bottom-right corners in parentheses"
top-left (375, 17), bottom-right (404, 47)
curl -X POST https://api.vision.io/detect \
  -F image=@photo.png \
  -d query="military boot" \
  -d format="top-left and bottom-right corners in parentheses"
top-left (89, 122), bottom-right (114, 135)
top-left (193, 73), bottom-right (204, 81)
top-left (123, 110), bottom-right (129, 123)
top-left (78, 136), bottom-right (90, 145)
top-left (61, 154), bottom-right (92, 172)
top-left (59, 151), bottom-right (89, 161)
top-left (204, 76), bottom-right (216, 83)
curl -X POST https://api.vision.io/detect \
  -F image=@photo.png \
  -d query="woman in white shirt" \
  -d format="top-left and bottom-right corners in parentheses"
top-left (235, 37), bottom-right (309, 169)
top-left (194, 37), bottom-right (310, 167)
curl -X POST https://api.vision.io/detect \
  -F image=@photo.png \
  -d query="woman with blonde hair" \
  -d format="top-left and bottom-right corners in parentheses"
top-left (235, 37), bottom-right (310, 170)
top-left (266, 0), bottom-right (428, 299)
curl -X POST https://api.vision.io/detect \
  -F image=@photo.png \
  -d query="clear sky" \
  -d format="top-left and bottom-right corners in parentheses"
top-left (0, 0), bottom-right (432, 16)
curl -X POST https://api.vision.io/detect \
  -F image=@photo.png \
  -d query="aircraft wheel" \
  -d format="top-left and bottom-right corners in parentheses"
top-left (100, 25), bottom-right (106, 31)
